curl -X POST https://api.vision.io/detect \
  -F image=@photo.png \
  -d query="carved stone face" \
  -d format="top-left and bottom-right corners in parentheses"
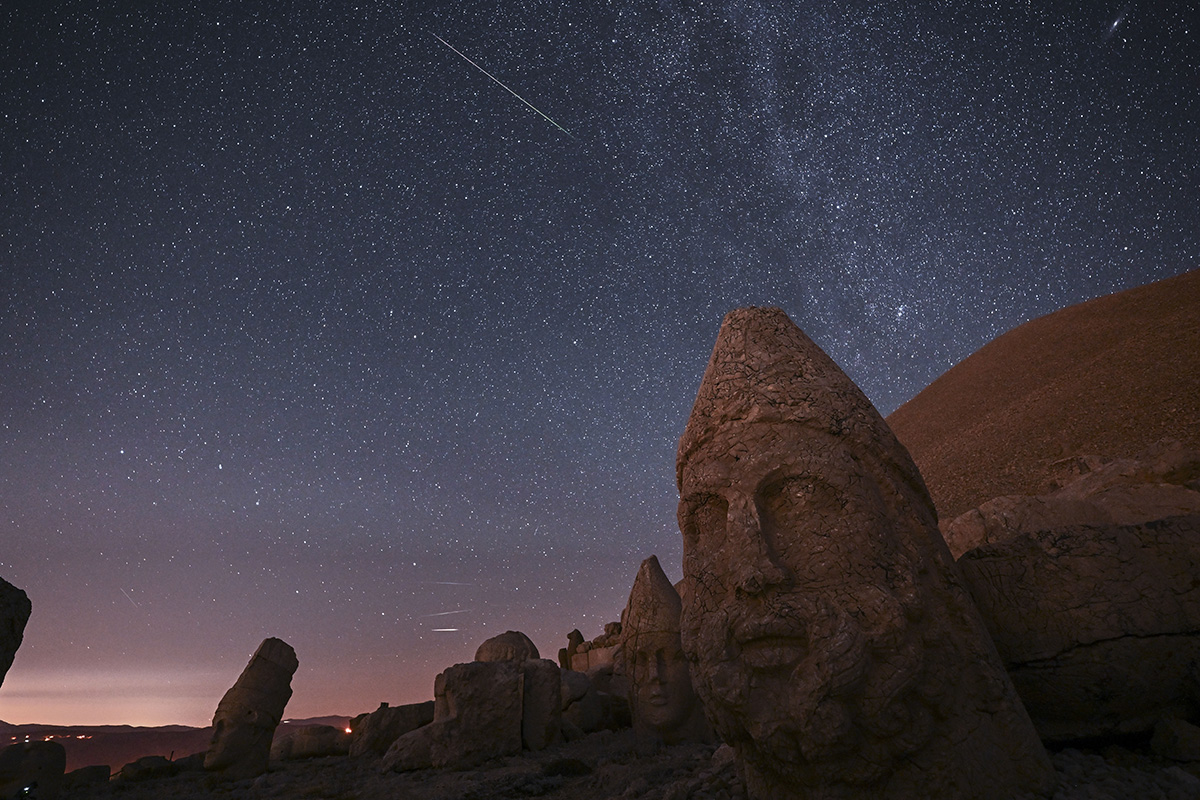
top-left (678, 424), bottom-right (929, 787)
top-left (627, 630), bottom-right (698, 733)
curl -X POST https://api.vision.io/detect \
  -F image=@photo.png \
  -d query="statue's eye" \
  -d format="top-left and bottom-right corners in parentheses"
top-left (761, 477), bottom-right (815, 513)
top-left (681, 494), bottom-right (727, 547)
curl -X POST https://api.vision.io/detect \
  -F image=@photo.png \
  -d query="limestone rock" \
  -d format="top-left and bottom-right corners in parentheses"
top-left (475, 630), bottom-right (539, 663)
top-left (270, 724), bottom-right (349, 760)
top-left (1152, 718), bottom-right (1200, 762)
top-left (559, 629), bottom-right (584, 669)
top-left (348, 701), bottom-right (434, 757)
top-left (675, 307), bottom-right (1054, 800)
top-left (0, 576), bottom-right (31, 689)
top-left (943, 440), bottom-right (1200, 558)
top-left (616, 555), bottom-right (712, 749)
top-left (522, 658), bottom-right (563, 750)
top-left (560, 669), bottom-right (626, 735)
top-left (958, 515), bottom-right (1200, 741)
top-left (0, 741), bottom-right (66, 800)
top-left (204, 637), bottom-right (298, 780)
top-left (383, 660), bottom-right (524, 772)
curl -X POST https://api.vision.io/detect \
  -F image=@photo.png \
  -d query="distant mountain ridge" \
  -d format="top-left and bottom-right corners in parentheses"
top-left (887, 268), bottom-right (1200, 522)
top-left (0, 716), bottom-right (349, 773)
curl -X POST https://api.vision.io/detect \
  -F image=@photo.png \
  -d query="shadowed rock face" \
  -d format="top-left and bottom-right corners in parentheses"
top-left (959, 514), bottom-right (1200, 742)
top-left (204, 637), bottom-right (298, 781)
top-left (0, 576), bottom-right (31, 689)
top-left (616, 556), bottom-right (712, 748)
top-left (0, 741), bottom-right (66, 800)
top-left (676, 307), bottom-right (1054, 800)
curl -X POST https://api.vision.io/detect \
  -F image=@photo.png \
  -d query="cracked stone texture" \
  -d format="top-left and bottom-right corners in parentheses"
top-left (676, 307), bottom-right (1054, 800)
top-left (958, 514), bottom-right (1200, 742)
top-left (476, 630), bottom-right (541, 663)
top-left (942, 439), bottom-right (1200, 558)
top-left (522, 658), bottom-right (564, 751)
top-left (203, 637), bottom-right (298, 781)
top-left (615, 555), bottom-right (713, 749)
top-left (383, 659), bottom-right (525, 771)
top-left (0, 576), bottom-right (31, 689)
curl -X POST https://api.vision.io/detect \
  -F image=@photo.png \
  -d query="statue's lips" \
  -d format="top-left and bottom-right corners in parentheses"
top-left (735, 621), bottom-right (808, 670)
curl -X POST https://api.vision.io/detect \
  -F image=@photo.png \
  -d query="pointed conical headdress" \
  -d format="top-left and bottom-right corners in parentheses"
top-left (622, 555), bottom-right (682, 639)
top-left (676, 307), bottom-right (931, 514)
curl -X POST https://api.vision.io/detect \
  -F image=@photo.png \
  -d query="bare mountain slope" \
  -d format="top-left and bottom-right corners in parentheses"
top-left (887, 268), bottom-right (1200, 522)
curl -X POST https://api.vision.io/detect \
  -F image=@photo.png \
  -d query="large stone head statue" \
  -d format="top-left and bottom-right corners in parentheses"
top-left (676, 308), bottom-right (1053, 799)
top-left (616, 556), bottom-right (712, 748)
top-left (205, 637), bottom-right (298, 780)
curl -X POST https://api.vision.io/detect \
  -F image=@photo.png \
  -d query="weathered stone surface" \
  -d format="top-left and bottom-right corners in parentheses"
top-left (1152, 718), bottom-right (1200, 762)
top-left (616, 555), bottom-right (712, 749)
top-left (204, 637), bottom-right (298, 781)
top-left (348, 701), bottom-right (434, 757)
top-left (475, 630), bottom-right (539, 663)
top-left (958, 515), bottom-right (1200, 741)
top-left (382, 660), bottom-right (523, 772)
top-left (676, 307), bottom-right (1054, 799)
top-left (943, 440), bottom-right (1200, 558)
top-left (270, 724), bottom-right (349, 761)
top-left (559, 629), bottom-right (584, 669)
top-left (0, 741), bottom-right (66, 800)
top-left (118, 755), bottom-right (178, 781)
top-left (0, 576), bottom-right (31, 689)
top-left (522, 658), bottom-right (563, 750)
top-left (560, 669), bottom-right (626, 735)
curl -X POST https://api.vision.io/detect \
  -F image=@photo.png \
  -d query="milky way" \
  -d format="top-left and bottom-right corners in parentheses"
top-left (2, 1), bottom-right (1196, 725)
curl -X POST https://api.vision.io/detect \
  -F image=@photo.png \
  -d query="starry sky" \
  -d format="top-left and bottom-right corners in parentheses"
top-left (1, 1), bottom-right (1196, 726)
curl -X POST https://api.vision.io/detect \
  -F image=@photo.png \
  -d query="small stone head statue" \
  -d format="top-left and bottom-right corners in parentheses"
top-left (617, 555), bottom-right (712, 749)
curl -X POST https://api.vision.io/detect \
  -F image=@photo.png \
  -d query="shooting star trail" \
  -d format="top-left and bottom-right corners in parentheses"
top-left (421, 609), bottom-right (473, 618)
top-left (431, 33), bottom-right (574, 139)
top-left (432, 628), bottom-right (460, 632)
top-left (120, 587), bottom-right (139, 609)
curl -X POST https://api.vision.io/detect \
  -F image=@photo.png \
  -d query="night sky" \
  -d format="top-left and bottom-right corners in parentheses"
top-left (2, 1), bottom-right (1196, 726)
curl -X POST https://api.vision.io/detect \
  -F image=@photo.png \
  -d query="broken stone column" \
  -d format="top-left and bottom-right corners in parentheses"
top-left (0, 576), bottom-right (31, 689)
top-left (675, 307), bottom-right (1054, 800)
top-left (616, 555), bottom-right (712, 750)
top-left (204, 637), bottom-right (298, 780)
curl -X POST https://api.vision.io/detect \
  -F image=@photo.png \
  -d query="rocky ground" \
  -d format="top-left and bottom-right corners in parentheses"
top-left (62, 730), bottom-right (1200, 800)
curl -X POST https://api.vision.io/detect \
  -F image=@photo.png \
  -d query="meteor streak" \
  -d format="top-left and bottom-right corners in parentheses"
top-left (431, 33), bottom-right (574, 139)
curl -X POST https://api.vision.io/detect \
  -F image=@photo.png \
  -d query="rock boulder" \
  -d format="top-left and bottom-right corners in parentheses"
top-left (348, 701), bottom-right (434, 757)
top-left (0, 576), bottom-right (31, 688)
top-left (958, 514), bottom-right (1200, 741)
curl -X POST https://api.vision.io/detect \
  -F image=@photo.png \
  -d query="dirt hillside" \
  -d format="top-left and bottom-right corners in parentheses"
top-left (887, 268), bottom-right (1200, 522)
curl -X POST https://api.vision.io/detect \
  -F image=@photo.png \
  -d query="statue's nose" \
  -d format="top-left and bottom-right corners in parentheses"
top-left (727, 496), bottom-right (787, 596)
